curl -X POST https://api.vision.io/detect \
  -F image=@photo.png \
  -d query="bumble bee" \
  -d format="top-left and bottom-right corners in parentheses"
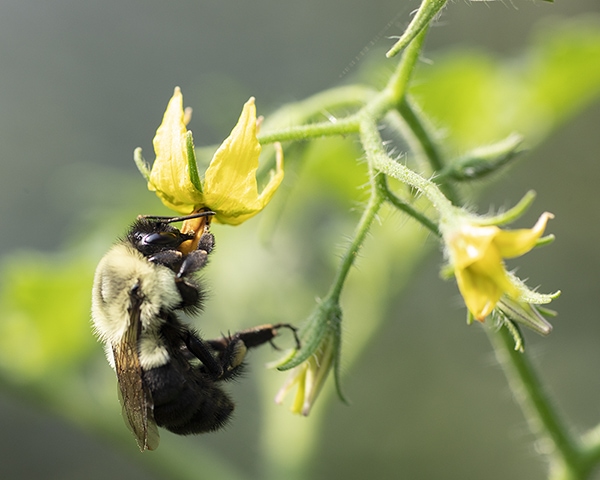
top-left (91, 211), bottom-right (299, 451)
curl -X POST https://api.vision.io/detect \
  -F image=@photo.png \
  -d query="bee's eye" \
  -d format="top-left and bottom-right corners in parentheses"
top-left (142, 232), bottom-right (181, 247)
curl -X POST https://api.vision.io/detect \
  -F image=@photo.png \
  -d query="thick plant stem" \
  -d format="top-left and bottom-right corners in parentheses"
top-left (488, 325), bottom-right (584, 478)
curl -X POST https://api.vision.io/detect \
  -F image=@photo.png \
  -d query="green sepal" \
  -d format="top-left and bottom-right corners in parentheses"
top-left (440, 133), bottom-right (523, 182)
top-left (275, 297), bottom-right (349, 404)
top-left (185, 131), bottom-right (203, 193)
top-left (276, 298), bottom-right (340, 370)
top-left (535, 234), bottom-right (555, 248)
top-left (133, 147), bottom-right (151, 181)
top-left (496, 297), bottom-right (553, 336)
top-left (476, 190), bottom-right (536, 227)
top-left (498, 315), bottom-right (525, 353)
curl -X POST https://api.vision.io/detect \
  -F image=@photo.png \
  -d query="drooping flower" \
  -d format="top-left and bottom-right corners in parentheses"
top-left (274, 332), bottom-right (336, 416)
top-left (135, 87), bottom-right (283, 225)
top-left (274, 299), bottom-right (345, 416)
top-left (442, 209), bottom-right (555, 323)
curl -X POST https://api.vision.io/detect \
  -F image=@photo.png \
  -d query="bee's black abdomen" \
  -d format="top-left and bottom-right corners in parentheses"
top-left (144, 363), bottom-right (235, 435)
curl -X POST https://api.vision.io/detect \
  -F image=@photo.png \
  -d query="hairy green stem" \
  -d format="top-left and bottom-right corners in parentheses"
top-left (360, 117), bottom-right (453, 214)
top-left (258, 117), bottom-right (359, 145)
top-left (397, 98), bottom-right (444, 170)
top-left (258, 85), bottom-right (375, 145)
top-left (263, 84), bottom-right (375, 126)
top-left (386, 0), bottom-right (447, 58)
top-left (489, 325), bottom-right (584, 478)
top-left (327, 171), bottom-right (386, 301)
top-left (397, 98), bottom-right (461, 205)
top-left (365, 26), bottom-right (428, 120)
top-left (259, 27), bottom-right (427, 147)
top-left (379, 176), bottom-right (441, 237)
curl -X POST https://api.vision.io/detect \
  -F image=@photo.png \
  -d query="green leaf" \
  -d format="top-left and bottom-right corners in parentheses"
top-left (0, 253), bottom-right (97, 384)
top-left (410, 17), bottom-right (600, 151)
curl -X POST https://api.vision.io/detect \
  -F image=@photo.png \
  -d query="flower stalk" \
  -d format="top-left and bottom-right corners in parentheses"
top-left (386, 0), bottom-right (447, 58)
top-left (489, 325), bottom-right (583, 478)
top-left (274, 298), bottom-right (343, 416)
top-left (275, 168), bottom-right (386, 414)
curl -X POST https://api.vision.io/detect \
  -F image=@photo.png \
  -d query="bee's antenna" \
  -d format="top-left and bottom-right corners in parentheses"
top-left (139, 211), bottom-right (216, 224)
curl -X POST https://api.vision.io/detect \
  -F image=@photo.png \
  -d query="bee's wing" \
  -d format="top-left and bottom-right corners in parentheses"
top-left (113, 298), bottom-right (160, 451)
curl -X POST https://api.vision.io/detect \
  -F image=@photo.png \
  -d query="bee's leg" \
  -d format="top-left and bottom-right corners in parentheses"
top-left (208, 323), bottom-right (300, 351)
top-left (174, 249), bottom-right (210, 309)
top-left (175, 232), bottom-right (215, 278)
top-left (180, 326), bottom-right (254, 381)
top-left (148, 250), bottom-right (183, 271)
top-left (196, 232), bottom-right (215, 255)
top-left (180, 328), bottom-right (224, 379)
top-left (176, 250), bottom-right (208, 279)
top-left (234, 323), bottom-right (300, 350)
top-left (206, 324), bottom-right (301, 380)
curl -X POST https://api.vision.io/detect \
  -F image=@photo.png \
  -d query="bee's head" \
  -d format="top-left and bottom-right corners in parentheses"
top-left (126, 211), bottom-right (215, 257)
top-left (127, 219), bottom-right (194, 256)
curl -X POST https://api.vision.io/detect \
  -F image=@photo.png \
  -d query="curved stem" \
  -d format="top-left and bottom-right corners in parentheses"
top-left (327, 170), bottom-right (386, 301)
top-left (258, 85), bottom-right (375, 145)
top-left (258, 117), bottom-right (359, 145)
top-left (386, 0), bottom-right (447, 58)
top-left (397, 98), bottom-right (461, 205)
top-left (476, 190), bottom-right (536, 226)
top-left (379, 176), bottom-right (441, 237)
top-left (383, 28), bottom-right (428, 108)
top-left (361, 26), bottom-right (429, 122)
top-left (359, 117), bottom-right (453, 214)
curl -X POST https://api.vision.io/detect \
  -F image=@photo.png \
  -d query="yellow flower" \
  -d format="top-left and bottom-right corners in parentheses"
top-left (139, 87), bottom-right (284, 225)
top-left (274, 333), bottom-right (335, 416)
top-left (273, 299), bottom-right (345, 416)
top-left (148, 87), bottom-right (202, 213)
top-left (445, 212), bottom-right (554, 321)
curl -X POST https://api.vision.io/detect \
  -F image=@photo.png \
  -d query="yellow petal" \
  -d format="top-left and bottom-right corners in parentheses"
top-left (203, 97), bottom-right (284, 225)
top-left (149, 87), bottom-right (203, 213)
top-left (455, 267), bottom-right (501, 320)
top-left (493, 212), bottom-right (554, 258)
top-left (456, 254), bottom-right (510, 320)
top-left (454, 243), bottom-right (519, 320)
top-left (448, 224), bottom-right (499, 269)
top-left (275, 361), bottom-right (309, 415)
top-left (290, 366), bottom-right (308, 415)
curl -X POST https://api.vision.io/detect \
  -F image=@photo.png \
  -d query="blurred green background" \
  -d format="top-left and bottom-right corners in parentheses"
top-left (1, 1), bottom-right (600, 479)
